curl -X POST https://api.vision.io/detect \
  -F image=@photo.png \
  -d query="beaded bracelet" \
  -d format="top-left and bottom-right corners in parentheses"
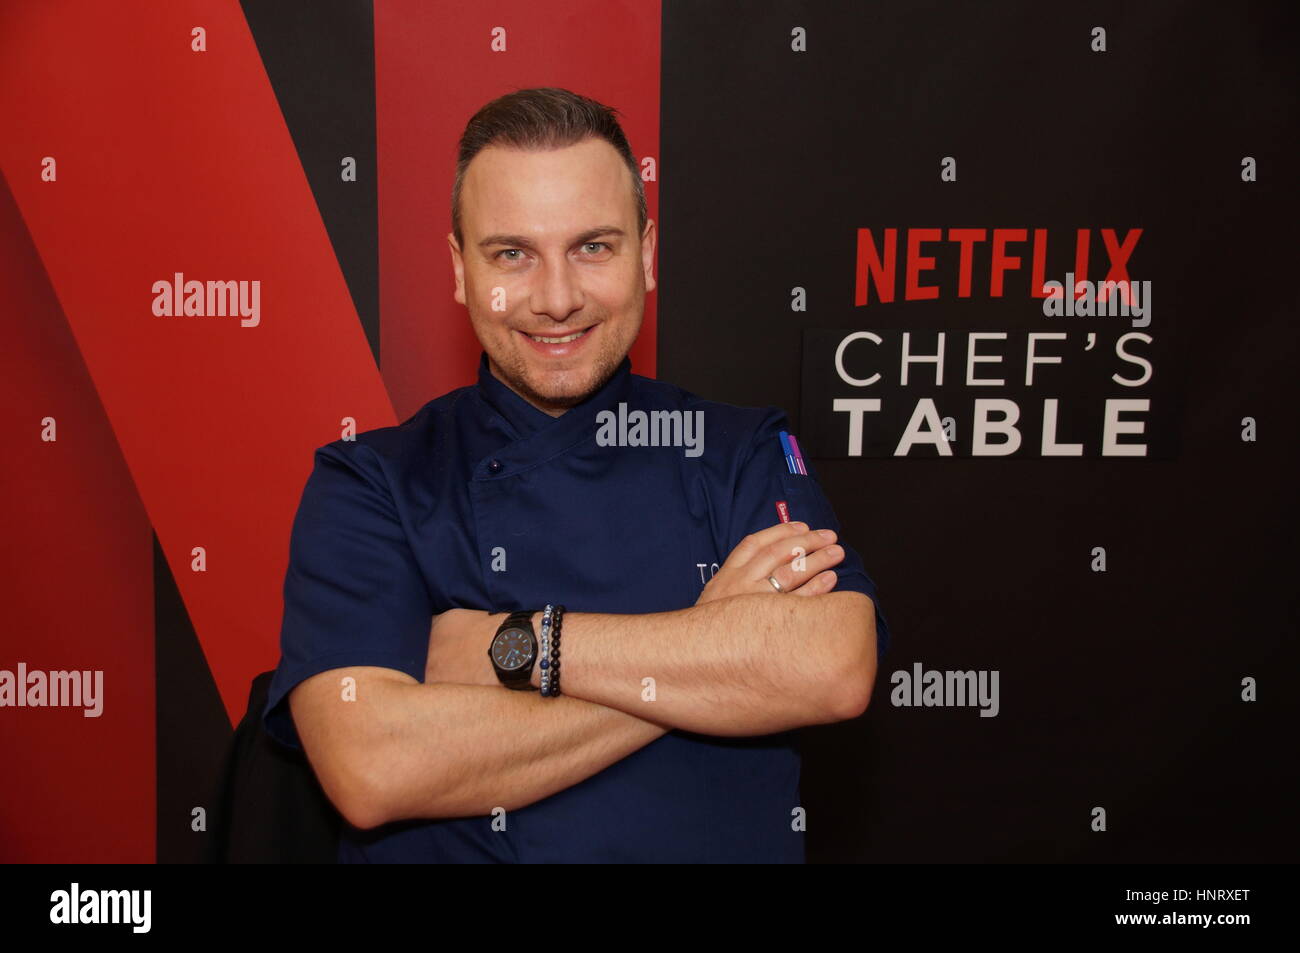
top-left (545, 605), bottom-right (564, 697)
top-left (538, 604), bottom-right (554, 695)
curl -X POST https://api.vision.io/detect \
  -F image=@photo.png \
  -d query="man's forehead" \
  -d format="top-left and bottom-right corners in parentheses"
top-left (463, 139), bottom-right (633, 241)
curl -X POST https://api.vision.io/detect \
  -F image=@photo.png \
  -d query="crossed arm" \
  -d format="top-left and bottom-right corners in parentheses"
top-left (288, 522), bottom-right (878, 829)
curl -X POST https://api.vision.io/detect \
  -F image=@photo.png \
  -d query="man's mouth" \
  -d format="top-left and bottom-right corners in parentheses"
top-left (522, 326), bottom-right (591, 344)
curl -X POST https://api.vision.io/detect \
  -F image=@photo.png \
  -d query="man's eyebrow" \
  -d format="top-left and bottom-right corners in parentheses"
top-left (478, 226), bottom-right (626, 250)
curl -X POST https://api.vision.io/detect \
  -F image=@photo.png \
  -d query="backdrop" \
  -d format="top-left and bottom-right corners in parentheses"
top-left (1, 0), bottom-right (1295, 863)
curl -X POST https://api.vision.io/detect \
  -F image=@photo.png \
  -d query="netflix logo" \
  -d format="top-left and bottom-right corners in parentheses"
top-left (853, 227), bottom-right (1142, 306)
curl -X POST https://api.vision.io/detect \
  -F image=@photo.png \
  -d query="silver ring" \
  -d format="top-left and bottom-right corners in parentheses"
top-left (767, 575), bottom-right (786, 593)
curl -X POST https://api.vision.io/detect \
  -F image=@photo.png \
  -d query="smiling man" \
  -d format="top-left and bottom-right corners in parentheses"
top-left (263, 87), bottom-right (892, 863)
top-left (454, 135), bottom-right (643, 413)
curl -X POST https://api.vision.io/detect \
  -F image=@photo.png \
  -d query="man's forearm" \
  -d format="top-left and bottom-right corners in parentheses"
top-left (359, 587), bottom-right (874, 823)
top-left (533, 590), bottom-right (876, 736)
top-left (355, 676), bottom-right (668, 827)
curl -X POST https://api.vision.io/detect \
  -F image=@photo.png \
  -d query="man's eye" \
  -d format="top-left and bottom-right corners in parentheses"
top-left (496, 244), bottom-right (608, 261)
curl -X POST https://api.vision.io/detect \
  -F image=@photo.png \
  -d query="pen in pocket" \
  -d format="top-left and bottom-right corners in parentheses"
top-left (778, 430), bottom-right (796, 474)
top-left (787, 433), bottom-right (807, 475)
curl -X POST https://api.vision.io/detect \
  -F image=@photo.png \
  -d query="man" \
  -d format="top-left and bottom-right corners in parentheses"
top-left (263, 87), bottom-right (891, 863)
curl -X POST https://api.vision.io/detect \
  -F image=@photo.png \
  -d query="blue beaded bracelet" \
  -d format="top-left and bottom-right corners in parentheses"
top-left (538, 604), bottom-right (554, 695)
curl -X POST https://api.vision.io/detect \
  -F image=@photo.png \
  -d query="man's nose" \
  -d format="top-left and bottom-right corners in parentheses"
top-left (528, 256), bottom-right (584, 320)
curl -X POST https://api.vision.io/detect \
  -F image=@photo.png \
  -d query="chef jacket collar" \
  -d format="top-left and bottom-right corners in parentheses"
top-left (472, 349), bottom-right (634, 478)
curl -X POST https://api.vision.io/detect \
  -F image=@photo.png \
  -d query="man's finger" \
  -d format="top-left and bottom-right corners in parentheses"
top-left (757, 528), bottom-right (839, 575)
top-left (789, 569), bottom-right (839, 596)
top-left (730, 521), bottom-right (812, 563)
top-left (768, 543), bottom-right (843, 592)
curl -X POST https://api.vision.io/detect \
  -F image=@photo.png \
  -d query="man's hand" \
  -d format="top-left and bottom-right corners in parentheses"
top-left (696, 521), bottom-right (844, 605)
top-left (425, 608), bottom-right (502, 686)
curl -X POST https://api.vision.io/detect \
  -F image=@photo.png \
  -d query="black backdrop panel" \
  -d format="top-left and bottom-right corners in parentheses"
top-left (658, 0), bottom-right (1298, 861)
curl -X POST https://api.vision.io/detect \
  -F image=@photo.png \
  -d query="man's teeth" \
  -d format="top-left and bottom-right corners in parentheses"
top-left (528, 329), bottom-right (587, 344)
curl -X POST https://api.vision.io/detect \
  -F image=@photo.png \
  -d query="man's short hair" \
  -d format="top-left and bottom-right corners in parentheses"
top-left (452, 87), bottom-right (647, 251)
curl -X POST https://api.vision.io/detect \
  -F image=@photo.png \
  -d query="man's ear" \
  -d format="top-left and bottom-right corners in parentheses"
top-left (448, 232), bottom-right (466, 305)
top-left (641, 219), bottom-right (657, 294)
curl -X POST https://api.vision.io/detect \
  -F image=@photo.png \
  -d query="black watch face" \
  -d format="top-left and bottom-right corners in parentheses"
top-left (492, 627), bottom-right (534, 671)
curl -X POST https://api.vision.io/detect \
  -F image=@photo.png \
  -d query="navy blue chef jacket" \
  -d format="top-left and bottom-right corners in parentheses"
top-left (264, 350), bottom-right (891, 863)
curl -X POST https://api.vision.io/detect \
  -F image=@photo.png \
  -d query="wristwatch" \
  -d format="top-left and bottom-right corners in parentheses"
top-left (488, 609), bottom-right (540, 690)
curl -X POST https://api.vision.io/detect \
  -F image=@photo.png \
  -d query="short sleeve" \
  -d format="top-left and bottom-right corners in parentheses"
top-left (262, 442), bottom-right (435, 750)
top-left (725, 409), bottom-right (892, 659)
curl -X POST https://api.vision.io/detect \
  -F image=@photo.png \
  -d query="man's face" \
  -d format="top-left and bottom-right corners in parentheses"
top-left (448, 136), bottom-right (656, 416)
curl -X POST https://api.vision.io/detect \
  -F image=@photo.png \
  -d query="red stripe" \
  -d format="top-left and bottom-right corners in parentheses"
top-left (0, 2), bottom-right (399, 732)
top-left (0, 171), bottom-right (155, 861)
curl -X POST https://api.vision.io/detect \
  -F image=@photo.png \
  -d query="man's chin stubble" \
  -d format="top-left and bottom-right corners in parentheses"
top-left (514, 356), bottom-right (617, 412)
